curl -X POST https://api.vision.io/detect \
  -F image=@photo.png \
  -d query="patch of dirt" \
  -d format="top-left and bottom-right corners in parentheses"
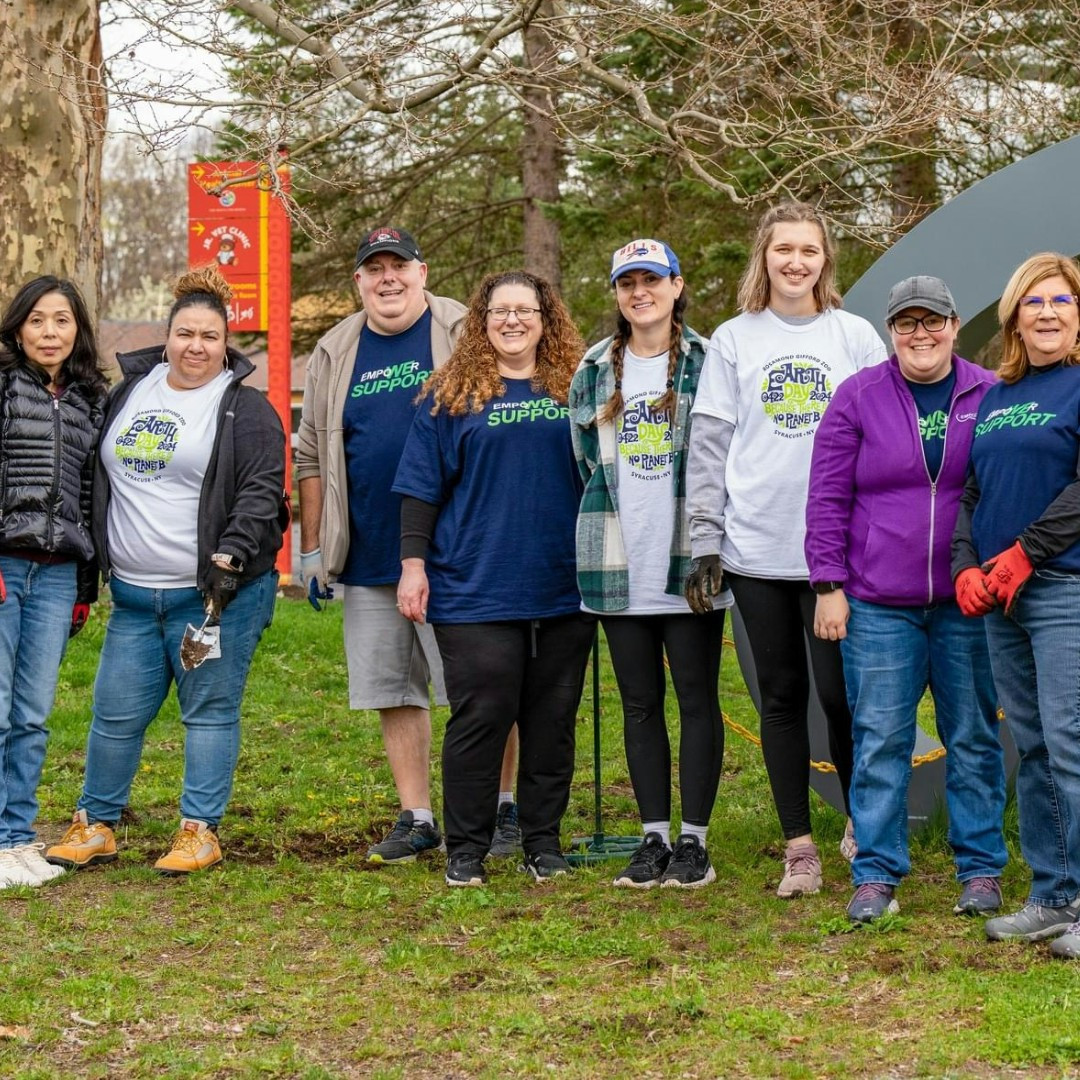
top-left (449, 969), bottom-right (488, 990)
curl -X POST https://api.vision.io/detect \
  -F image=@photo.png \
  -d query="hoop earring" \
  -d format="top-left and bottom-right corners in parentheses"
top-left (161, 347), bottom-right (168, 363)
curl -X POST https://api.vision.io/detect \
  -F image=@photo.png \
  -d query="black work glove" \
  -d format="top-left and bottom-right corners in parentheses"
top-left (685, 554), bottom-right (723, 615)
top-left (204, 565), bottom-right (239, 620)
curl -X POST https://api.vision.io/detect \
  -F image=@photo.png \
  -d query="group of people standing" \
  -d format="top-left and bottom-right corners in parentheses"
top-left (2, 208), bottom-right (1080, 960)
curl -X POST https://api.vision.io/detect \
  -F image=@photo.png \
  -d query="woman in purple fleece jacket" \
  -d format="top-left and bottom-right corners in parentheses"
top-left (805, 275), bottom-right (1007, 925)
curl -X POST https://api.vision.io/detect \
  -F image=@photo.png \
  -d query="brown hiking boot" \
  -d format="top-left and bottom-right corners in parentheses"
top-left (154, 819), bottom-right (222, 876)
top-left (45, 809), bottom-right (118, 870)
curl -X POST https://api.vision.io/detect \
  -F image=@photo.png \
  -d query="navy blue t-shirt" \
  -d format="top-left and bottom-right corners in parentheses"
top-left (970, 363), bottom-right (1080, 571)
top-left (392, 377), bottom-right (583, 623)
top-left (340, 310), bottom-right (434, 585)
top-left (905, 368), bottom-right (955, 481)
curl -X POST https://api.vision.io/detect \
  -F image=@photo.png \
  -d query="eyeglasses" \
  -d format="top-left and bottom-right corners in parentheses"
top-left (1019, 294), bottom-right (1078, 312)
top-left (890, 312), bottom-right (949, 335)
top-left (486, 307), bottom-right (540, 322)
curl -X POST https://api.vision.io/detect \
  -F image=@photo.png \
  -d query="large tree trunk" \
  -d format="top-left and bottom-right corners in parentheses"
top-left (521, 2), bottom-right (562, 290)
top-left (0, 1), bottom-right (106, 319)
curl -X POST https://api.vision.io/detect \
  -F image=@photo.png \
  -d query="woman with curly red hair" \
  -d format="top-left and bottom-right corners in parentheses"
top-left (393, 270), bottom-right (594, 887)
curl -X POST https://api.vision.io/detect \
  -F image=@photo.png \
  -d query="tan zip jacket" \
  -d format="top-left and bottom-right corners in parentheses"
top-left (295, 292), bottom-right (466, 575)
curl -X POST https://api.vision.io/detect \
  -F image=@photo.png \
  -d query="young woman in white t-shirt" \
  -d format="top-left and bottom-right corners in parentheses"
top-left (570, 239), bottom-right (730, 889)
top-left (685, 203), bottom-right (886, 899)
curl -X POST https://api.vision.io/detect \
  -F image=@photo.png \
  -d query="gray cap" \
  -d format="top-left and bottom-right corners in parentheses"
top-left (886, 275), bottom-right (958, 321)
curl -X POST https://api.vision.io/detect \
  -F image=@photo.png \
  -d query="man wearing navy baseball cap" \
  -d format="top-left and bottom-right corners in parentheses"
top-left (296, 227), bottom-right (465, 864)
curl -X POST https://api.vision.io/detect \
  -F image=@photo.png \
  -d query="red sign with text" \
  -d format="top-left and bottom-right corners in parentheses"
top-left (187, 161), bottom-right (271, 331)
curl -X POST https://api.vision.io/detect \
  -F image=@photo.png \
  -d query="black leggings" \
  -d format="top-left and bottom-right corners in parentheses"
top-left (601, 611), bottom-right (726, 827)
top-left (435, 614), bottom-right (595, 858)
top-left (725, 573), bottom-right (852, 838)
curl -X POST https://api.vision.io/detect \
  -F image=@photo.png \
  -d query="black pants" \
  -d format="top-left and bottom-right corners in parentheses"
top-left (435, 614), bottom-right (595, 858)
top-left (601, 611), bottom-right (725, 827)
top-left (726, 573), bottom-right (853, 838)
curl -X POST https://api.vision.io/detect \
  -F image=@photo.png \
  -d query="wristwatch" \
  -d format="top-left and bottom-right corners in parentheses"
top-left (211, 552), bottom-right (244, 573)
top-left (812, 581), bottom-right (844, 594)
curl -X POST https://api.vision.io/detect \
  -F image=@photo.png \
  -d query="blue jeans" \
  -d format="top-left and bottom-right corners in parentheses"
top-left (79, 572), bottom-right (277, 828)
top-left (984, 570), bottom-right (1080, 907)
top-left (0, 557), bottom-right (77, 845)
top-left (842, 596), bottom-right (1007, 887)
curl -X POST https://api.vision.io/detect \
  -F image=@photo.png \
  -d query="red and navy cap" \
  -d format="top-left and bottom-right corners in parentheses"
top-left (354, 226), bottom-right (423, 269)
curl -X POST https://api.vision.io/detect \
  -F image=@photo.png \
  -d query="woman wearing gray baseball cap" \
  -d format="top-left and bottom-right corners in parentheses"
top-left (806, 274), bottom-right (1007, 924)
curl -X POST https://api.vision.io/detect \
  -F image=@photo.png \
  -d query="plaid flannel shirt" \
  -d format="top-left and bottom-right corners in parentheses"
top-left (568, 325), bottom-right (708, 612)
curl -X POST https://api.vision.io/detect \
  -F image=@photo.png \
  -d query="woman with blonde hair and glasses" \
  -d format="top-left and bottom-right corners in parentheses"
top-left (953, 253), bottom-right (1080, 956)
top-left (393, 270), bottom-right (594, 889)
top-left (685, 202), bottom-right (886, 898)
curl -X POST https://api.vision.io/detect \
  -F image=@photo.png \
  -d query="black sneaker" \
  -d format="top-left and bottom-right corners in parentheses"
top-left (522, 850), bottom-right (572, 882)
top-left (445, 852), bottom-right (487, 887)
top-left (613, 832), bottom-right (671, 889)
top-left (489, 802), bottom-right (523, 857)
top-left (660, 835), bottom-right (716, 888)
top-left (367, 811), bottom-right (443, 864)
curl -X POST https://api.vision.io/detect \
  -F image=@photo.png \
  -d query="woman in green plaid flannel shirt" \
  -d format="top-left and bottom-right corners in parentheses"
top-left (569, 239), bottom-right (731, 890)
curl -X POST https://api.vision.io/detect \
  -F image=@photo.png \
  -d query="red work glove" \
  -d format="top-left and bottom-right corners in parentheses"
top-left (70, 603), bottom-right (90, 638)
top-left (954, 568), bottom-right (994, 617)
top-left (982, 541), bottom-right (1034, 616)
top-left (0, 568), bottom-right (5, 604)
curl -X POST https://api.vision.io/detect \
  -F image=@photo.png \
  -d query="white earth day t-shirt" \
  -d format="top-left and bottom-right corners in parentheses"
top-left (612, 348), bottom-right (691, 615)
top-left (104, 363), bottom-right (233, 587)
top-left (692, 307), bottom-right (886, 577)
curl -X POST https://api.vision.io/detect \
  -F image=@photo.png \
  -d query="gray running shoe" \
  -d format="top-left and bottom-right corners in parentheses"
top-left (367, 811), bottom-right (443, 864)
top-left (985, 900), bottom-right (1080, 942)
top-left (489, 802), bottom-right (523, 857)
top-left (953, 876), bottom-right (1002, 916)
top-left (847, 882), bottom-right (900, 923)
top-left (1050, 922), bottom-right (1080, 958)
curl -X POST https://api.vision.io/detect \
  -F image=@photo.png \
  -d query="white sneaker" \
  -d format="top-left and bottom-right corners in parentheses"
top-left (839, 819), bottom-right (857, 863)
top-left (13, 843), bottom-right (66, 884)
top-left (0, 847), bottom-right (41, 888)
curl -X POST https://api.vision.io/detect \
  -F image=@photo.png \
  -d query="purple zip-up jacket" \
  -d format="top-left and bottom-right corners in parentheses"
top-left (805, 355), bottom-right (996, 607)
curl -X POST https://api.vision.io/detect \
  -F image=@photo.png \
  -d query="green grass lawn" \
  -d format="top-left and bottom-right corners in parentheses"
top-left (1, 596), bottom-right (1076, 1079)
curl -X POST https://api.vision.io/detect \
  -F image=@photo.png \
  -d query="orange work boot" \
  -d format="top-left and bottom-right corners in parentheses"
top-left (45, 810), bottom-right (118, 870)
top-left (154, 819), bottom-right (222, 876)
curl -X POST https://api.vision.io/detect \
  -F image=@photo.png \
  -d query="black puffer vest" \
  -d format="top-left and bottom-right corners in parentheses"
top-left (0, 364), bottom-right (101, 560)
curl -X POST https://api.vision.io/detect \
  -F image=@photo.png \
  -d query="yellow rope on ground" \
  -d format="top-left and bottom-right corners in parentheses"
top-left (719, 711), bottom-right (838, 772)
top-left (714, 636), bottom-right (945, 772)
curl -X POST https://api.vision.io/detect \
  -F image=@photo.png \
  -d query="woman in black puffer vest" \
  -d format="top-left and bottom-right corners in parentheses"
top-left (0, 276), bottom-right (107, 891)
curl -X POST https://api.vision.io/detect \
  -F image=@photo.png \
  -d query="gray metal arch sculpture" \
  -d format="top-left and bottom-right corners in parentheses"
top-left (731, 135), bottom-right (1080, 824)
